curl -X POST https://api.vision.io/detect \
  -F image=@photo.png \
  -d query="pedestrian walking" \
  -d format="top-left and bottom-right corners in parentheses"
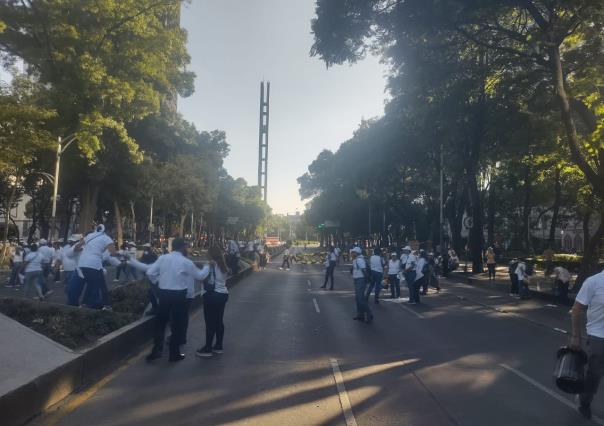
top-left (366, 247), bottom-right (385, 303)
top-left (552, 266), bottom-right (571, 304)
top-left (414, 250), bottom-right (427, 302)
top-left (423, 253), bottom-right (441, 294)
top-left (321, 246), bottom-right (337, 290)
top-left (570, 269), bottom-right (604, 420)
top-left (401, 246), bottom-right (418, 304)
top-left (22, 243), bottom-right (44, 300)
top-left (508, 258), bottom-right (520, 297)
top-left (486, 247), bottom-right (496, 280)
top-left (280, 247), bottom-right (291, 270)
top-left (7, 244), bottom-right (23, 287)
top-left (146, 238), bottom-right (210, 363)
top-left (37, 239), bottom-right (54, 296)
top-left (196, 246), bottom-right (230, 358)
top-left (226, 237), bottom-right (240, 274)
top-left (387, 252), bottom-right (402, 299)
top-left (57, 235), bottom-right (80, 293)
top-left (351, 247), bottom-right (372, 323)
top-left (515, 258), bottom-right (529, 299)
top-left (76, 225), bottom-right (116, 310)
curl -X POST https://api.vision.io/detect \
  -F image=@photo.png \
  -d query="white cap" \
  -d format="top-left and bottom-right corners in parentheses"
top-left (143, 243), bottom-right (151, 248)
top-left (39, 239), bottom-right (47, 245)
top-left (403, 246), bottom-right (411, 251)
top-left (351, 247), bottom-right (362, 254)
top-left (68, 235), bottom-right (80, 242)
top-left (391, 252), bottom-right (397, 256)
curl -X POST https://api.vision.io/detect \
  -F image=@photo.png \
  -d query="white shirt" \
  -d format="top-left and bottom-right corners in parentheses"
top-left (369, 255), bottom-right (384, 273)
top-left (78, 232), bottom-right (114, 270)
top-left (203, 265), bottom-right (228, 295)
top-left (325, 252), bottom-right (337, 266)
top-left (415, 258), bottom-right (427, 281)
top-left (60, 245), bottom-right (79, 272)
top-left (146, 252), bottom-right (209, 297)
top-left (39, 245), bottom-right (54, 264)
top-left (352, 256), bottom-right (367, 279)
top-left (576, 271), bottom-right (604, 338)
top-left (284, 249), bottom-right (290, 257)
top-left (24, 251), bottom-right (44, 273)
top-left (387, 259), bottom-right (401, 275)
top-left (515, 262), bottom-right (527, 281)
top-left (227, 240), bottom-right (240, 255)
top-left (334, 248), bottom-right (341, 256)
top-left (553, 267), bottom-right (571, 283)
top-left (403, 254), bottom-right (417, 272)
top-left (11, 249), bottom-right (23, 263)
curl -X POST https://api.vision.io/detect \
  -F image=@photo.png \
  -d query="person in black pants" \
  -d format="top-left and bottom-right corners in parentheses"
top-left (321, 247), bottom-right (337, 290)
top-left (145, 238), bottom-right (210, 362)
top-left (197, 246), bottom-right (230, 358)
top-left (140, 244), bottom-right (159, 315)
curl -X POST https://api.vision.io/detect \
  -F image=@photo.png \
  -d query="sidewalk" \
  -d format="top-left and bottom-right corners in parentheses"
top-left (0, 313), bottom-right (76, 397)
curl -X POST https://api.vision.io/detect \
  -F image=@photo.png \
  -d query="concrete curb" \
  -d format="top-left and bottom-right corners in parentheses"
top-left (0, 263), bottom-right (254, 426)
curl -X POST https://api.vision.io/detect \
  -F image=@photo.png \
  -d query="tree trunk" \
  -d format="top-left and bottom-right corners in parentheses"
top-left (487, 180), bottom-right (495, 247)
top-left (114, 200), bottom-right (123, 247)
top-left (576, 211), bottom-right (604, 287)
top-left (548, 167), bottom-right (561, 248)
top-left (79, 185), bottom-right (100, 233)
top-left (469, 176), bottom-right (484, 273)
top-left (3, 179), bottom-right (18, 242)
top-left (550, 46), bottom-right (604, 198)
top-left (522, 167), bottom-right (532, 252)
top-left (179, 212), bottom-right (187, 237)
top-left (129, 201), bottom-right (136, 243)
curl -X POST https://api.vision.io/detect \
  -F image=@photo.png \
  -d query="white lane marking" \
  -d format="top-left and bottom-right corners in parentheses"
top-left (399, 303), bottom-right (425, 319)
top-left (330, 358), bottom-right (358, 426)
top-left (499, 363), bottom-right (604, 425)
top-left (313, 298), bottom-right (321, 313)
top-left (553, 328), bottom-right (568, 334)
top-left (307, 279), bottom-right (312, 291)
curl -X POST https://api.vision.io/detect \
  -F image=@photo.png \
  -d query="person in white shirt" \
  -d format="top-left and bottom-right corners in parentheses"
top-left (351, 247), bottom-right (372, 323)
top-left (37, 239), bottom-right (54, 296)
top-left (321, 247), bottom-right (337, 290)
top-left (553, 266), bottom-right (572, 303)
top-left (226, 238), bottom-right (240, 274)
top-left (75, 225), bottom-right (116, 310)
top-left (146, 238), bottom-right (210, 362)
top-left (280, 247), bottom-right (291, 270)
top-left (8, 244), bottom-right (24, 287)
top-left (334, 246), bottom-right (341, 265)
top-left (367, 247), bottom-right (385, 304)
top-left (22, 243), bottom-right (45, 300)
top-left (414, 250), bottom-right (428, 304)
top-left (571, 270), bottom-right (604, 420)
top-left (401, 246), bottom-right (418, 304)
top-left (387, 252), bottom-right (402, 299)
top-left (197, 245), bottom-right (230, 358)
top-left (515, 259), bottom-right (529, 300)
top-left (57, 235), bottom-right (80, 291)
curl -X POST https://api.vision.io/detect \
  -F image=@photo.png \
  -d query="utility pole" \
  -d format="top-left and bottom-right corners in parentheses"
top-left (439, 143), bottom-right (444, 251)
top-left (257, 81), bottom-right (270, 203)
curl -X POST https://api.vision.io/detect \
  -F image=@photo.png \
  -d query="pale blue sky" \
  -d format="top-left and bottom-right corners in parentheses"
top-left (178, 0), bottom-right (387, 214)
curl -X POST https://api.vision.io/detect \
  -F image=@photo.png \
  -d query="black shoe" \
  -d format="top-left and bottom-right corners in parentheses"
top-left (366, 316), bottom-right (374, 324)
top-left (353, 316), bottom-right (364, 321)
top-left (320, 285), bottom-right (326, 289)
top-left (169, 353), bottom-right (186, 362)
top-left (329, 287), bottom-right (334, 291)
top-left (212, 345), bottom-right (223, 354)
top-left (146, 351), bottom-right (162, 362)
top-left (578, 404), bottom-right (592, 420)
top-left (196, 347), bottom-right (213, 358)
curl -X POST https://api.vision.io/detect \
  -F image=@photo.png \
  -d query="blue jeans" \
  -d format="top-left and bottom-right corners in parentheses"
top-left (389, 274), bottom-right (400, 298)
top-left (67, 272), bottom-right (85, 306)
top-left (81, 267), bottom-right (110, 308)
top-left (9, 263), bottom-right (22, 285)
top-left (354, 278), bottom-right (372, 319)
top-left (404, 271), bottom-right (417, 302)
top-left (366, 271), bottom-right (382, 301)
top-left (62, 271), bottom-right (75, 294)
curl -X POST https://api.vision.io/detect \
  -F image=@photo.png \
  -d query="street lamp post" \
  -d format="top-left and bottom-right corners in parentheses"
top-left (49, 135), bottom-right (77, 242)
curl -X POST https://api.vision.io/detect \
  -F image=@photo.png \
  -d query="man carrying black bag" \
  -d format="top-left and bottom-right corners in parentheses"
top-left (570, 269), bottom-right (604, 419)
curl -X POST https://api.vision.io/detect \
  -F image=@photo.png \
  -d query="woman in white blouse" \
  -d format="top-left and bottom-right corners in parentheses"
top-left (197, 246), bottom-right (230, 358)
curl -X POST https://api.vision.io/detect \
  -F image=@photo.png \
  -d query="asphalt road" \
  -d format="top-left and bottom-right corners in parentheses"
top-left (44, 256), bottom-right (602, 426)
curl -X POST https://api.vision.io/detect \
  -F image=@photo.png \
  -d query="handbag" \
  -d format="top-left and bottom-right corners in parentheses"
top-left (203, 265), bottom-right (216, 294)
